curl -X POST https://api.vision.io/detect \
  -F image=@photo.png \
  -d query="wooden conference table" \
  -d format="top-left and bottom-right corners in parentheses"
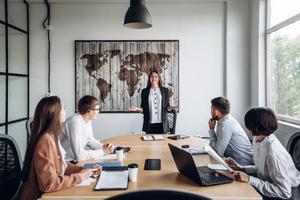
top-left (42, 134), bottom-right (261, 200)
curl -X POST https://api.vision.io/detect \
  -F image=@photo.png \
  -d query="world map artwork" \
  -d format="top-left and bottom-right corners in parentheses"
top-left (75, 41), bottom-right (179, 112)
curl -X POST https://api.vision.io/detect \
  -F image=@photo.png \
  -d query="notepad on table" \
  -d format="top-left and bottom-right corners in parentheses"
top-left (142, 135), bottom-right (165, 141)
top-left (94, 170), bottom-right (129, 190)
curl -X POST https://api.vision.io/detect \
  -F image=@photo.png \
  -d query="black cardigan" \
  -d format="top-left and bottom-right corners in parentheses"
top-left (140, 87), bottom-right (170, 133)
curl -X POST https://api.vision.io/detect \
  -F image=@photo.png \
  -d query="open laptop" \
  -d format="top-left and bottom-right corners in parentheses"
top-left (168, 143), bottom-right (233, 186)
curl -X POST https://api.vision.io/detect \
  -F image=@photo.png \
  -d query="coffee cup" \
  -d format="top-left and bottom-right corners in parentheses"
top-left (128, 163), bottom-right (138, 182)
top-left (115, 146), bottom-right (124, 160)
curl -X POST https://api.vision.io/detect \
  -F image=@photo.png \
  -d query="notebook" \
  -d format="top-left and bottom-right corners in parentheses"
top-left (83, 162), bottom-right (121, 169)
top-left (94, 168), bottom-right (129, 190)
top-left (142, 135), bottom-right (165, 141)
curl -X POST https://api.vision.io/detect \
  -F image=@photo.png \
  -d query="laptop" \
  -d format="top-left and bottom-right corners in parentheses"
top-left (168, 143), bottom-right (233, 186)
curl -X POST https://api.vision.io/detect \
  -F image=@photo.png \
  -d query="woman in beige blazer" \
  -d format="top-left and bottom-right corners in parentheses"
top-left (19, 96), bottom-right (100, 200)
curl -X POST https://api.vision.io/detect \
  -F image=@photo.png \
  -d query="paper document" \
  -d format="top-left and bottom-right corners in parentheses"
top-left (152, 135), bottom-right (164, 140)
top-left (95, 170), bottom-right (129, 190)
top-left (101, 154), bottom-right (117, 160)
top-left (76, 178), bottom-right (96, 186)
top-left (142, 135), bottom-right (165, 141)
top-left (207, 164), bottom-right (228, 171)
top-left (188, 146), bottom-right (206, 155)
top-left (204, 145), bottom-right (233, 172)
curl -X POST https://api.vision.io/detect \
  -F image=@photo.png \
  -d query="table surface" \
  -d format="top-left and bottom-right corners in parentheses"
top-left (41, 133), bottom-right (261, 200)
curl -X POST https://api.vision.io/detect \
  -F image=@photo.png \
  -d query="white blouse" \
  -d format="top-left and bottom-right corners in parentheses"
top-left (244, 134), bottom-right (300, 199)
top-left (148, 87), bottom-right (162, 123)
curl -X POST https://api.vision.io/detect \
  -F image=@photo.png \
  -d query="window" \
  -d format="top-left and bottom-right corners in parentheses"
top-left (0, 0), bottom-right (29, 159)
top-left (267, 0), bottom-right (300, 124)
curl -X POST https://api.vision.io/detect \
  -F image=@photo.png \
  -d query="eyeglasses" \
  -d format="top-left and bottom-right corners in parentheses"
top-left (91, 107), bottom-right (102, 113)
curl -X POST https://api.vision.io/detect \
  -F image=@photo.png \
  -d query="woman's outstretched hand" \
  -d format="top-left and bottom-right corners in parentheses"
top-left (128, 107), bottom-right (143, 112)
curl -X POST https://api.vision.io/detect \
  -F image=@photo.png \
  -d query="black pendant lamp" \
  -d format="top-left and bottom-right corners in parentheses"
top-left (124, 0), bottom-right (152, 29)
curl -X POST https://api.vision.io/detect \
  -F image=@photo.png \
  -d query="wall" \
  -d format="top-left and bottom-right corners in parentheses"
top-left (28, 0), bottom-right (251, 151)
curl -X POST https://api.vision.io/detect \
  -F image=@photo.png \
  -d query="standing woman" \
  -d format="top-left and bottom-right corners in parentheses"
top-left (130, 70), bottom-right (177, 134)
top-left (19, 96), bottom-right (99, 200)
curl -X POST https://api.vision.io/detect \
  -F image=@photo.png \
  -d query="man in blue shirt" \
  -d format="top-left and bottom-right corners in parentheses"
top-left (208, 97), bottom-right (254, 165)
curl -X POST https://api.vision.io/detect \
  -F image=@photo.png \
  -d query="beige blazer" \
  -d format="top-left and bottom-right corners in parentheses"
top-left (19, 133), bottom-right (82, 200)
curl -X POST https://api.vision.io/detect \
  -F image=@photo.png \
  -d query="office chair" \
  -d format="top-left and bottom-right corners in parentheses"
top-left (0, 134), bottom-right (23, 200)
top-left (106, 189), bottom-right (212, 200)
top-left (25, 117), bottom-right (33, 143)
top-left (167, 108), bottom-right (177, 134)
top-left (287, 133), bottom-right (300, 200)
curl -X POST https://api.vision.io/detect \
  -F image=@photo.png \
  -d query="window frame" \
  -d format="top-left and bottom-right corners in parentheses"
top-left (266, 0), bottom-right (300, 125)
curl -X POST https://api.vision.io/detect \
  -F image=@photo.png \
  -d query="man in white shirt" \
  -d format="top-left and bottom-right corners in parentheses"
top-left (208, 97), bottom-right (254, 166)
top-left (228, 108), bottom-right (300, 199)
top-left (60, 95), bottom-right (114, 161)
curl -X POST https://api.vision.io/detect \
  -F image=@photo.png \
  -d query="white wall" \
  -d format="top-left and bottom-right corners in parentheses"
top-left (29, 0), bottom-right (251, 146)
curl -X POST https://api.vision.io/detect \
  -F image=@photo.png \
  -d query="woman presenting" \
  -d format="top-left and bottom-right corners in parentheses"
top-left (129, 70), bottom-right (178, 134)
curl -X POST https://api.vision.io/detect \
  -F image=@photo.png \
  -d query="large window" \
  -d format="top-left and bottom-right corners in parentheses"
top-left (0, 0), bottom-right (29, 159)
top-left (267, 0), bottom-right (300, 124)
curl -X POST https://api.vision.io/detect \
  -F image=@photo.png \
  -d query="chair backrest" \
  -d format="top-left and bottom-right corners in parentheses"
top-left (167, 108), bottom-right (177, 134)
top-left (287, 132), bottom-right (300, 171)
top-left (106, 189), bottom-right (212, 200)
top-left (25, 117), bottom-right (33, 143)
top-left (0, 134), bottom-right (23, 200)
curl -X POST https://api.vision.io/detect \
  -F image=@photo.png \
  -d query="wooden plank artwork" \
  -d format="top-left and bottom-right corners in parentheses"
top-left (75, 40), bottom-right (179, 112)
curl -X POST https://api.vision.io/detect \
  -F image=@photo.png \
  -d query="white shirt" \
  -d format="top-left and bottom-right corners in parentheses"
top-left (60, 114), bottom-right (105, 161)
top-left (148, 88), bottom-right (162, 123)
top-left (209, 115), bottom-right (254, 166)
top-left (58, 142), bottom-right (67, 176)
top-left (244, 134), bottom-right (300, 199)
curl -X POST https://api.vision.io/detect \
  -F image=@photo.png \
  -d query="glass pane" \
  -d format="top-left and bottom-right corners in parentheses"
top-left (270, 20), bottom-right (300, 120)
top-left (0, 24), bottom-right (5, 73)
top-left (8, 27), bottom-right (27, 74)
top-left (0, 0), bottom-right (4, 22)
top-left (0, 76), bottom-right (5, 123)
top-left (270, 0), bottom-right (300, 27)
top-left (7, 0), bottom-right (27, 31)
top-left (0, 126), bottom-right (5, 134)
top-left (8, 76), bottom-right (27, 121)
top-left (8, 121), bottom-right (27, 160)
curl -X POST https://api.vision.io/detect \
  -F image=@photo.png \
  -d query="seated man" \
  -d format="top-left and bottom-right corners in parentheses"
top-left (60, 95), bottom-right (114, 161)
top-left (208, 97), bottom-right (254, 165)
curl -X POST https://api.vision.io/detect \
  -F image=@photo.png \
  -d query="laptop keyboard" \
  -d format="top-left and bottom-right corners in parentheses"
top-left (197, 166), bottom-right (229, 183)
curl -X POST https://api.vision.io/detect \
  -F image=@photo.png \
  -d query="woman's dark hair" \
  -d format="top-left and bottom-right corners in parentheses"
top-left (147, 70), bottom-right (163, 88)
top-left (22, 96), bottom-right (63, 181)
top-left (211, 97), bottom-right (230, 115)
top-left (78, 95), bottom-right (100, 115)
top-left (244, 107), bottom-right (278, 136)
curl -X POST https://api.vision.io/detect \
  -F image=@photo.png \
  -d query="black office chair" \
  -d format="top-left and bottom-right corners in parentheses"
top-left (25, 117), bottom-right (33, 143)
top-left (0, 134), bottom-right (23, 200)
top-left (106, 189), bottom-right (212, 200)
top-left (286, 132), bottom-right (300, 200)
top-left (167, 108), bottom-right (177, 134)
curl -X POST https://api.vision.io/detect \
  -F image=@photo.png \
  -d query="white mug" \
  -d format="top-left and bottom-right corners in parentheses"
top-left (128, 163), bottom-right (138, 182)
